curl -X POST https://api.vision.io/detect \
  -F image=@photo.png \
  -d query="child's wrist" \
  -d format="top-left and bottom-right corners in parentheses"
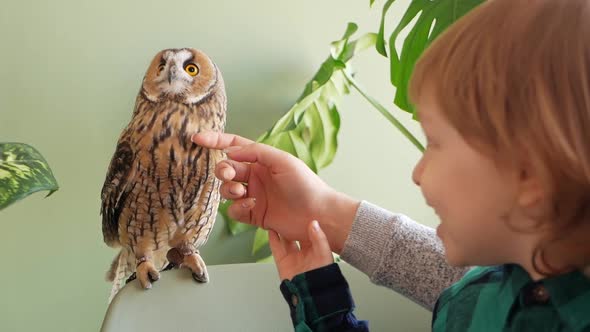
top-left (319, 190), bottom-right (360, 254)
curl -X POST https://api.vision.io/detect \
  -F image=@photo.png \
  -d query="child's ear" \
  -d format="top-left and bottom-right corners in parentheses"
top-left (516, 160), bottom-right (549, 211)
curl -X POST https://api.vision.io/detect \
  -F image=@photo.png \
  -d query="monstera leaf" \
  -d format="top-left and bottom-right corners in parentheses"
top-left (383, 0), bottom-right (485, 115)
top-left (257, 23), bottom-right (377, 173)
top-left (0, 143), bottom-right (59, 210)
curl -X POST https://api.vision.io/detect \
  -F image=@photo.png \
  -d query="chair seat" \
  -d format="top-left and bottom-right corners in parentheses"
top-left (101, 262), bottom-right (430, 331)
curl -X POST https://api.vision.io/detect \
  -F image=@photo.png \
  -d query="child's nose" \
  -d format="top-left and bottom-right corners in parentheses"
top-left (412, 157), bottom-right (425, 186)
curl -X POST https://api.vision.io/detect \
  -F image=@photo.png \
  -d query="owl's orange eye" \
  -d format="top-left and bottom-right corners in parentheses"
top-left (158, 64), bottom-right (165, 73)
top-left (184, 63), bottom-right (199, 76)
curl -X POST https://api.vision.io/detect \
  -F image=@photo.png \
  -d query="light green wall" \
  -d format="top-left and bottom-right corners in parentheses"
top-left (0, 0), bottom-right (437, 330)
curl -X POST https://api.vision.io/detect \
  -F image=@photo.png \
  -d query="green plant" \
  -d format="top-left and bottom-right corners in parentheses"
top-left (0, 143), bottom-right (59, 210)
top-left (222, 0), bottom-right (485, 259)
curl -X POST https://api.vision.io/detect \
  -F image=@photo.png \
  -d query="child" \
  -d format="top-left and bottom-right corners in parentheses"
top-left (192, 0), bottom-right (590, 330)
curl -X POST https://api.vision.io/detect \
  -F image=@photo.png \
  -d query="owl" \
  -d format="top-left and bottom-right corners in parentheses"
top-left (101, 48), bottom-right (226, 301)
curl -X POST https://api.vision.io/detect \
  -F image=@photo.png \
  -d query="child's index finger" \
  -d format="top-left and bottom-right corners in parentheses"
top-left (191, 132), bottom-right (253, 149)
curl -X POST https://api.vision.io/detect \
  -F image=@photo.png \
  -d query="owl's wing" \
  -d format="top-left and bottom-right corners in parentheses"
top-left (184, 150), bottom-right (223, 249)
top-left (101, 141), bottom-right (135, 246)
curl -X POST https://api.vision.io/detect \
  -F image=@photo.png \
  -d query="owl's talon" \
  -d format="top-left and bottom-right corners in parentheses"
top-left (148, 270), bottom-right (160, 282)
top-left (162, 262), bottom-right (177, 271)
top-left (125, 272), bottom-right (137, 284)
top-left (192, 272), bottom-right (208, 283)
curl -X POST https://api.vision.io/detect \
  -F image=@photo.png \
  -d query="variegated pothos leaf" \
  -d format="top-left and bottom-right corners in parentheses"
top-left (0, 143), bottom-right (58, 210)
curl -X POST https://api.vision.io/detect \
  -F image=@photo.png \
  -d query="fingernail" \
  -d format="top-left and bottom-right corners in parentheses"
top-left (190, 133), bottom-right (201, 142)
top-left (241, 198), bottom-right (256, 209)
top-left (228, 185), bottom-right (242, 196)
top-left (223, 168), bottom-right (233, 180)
top-left (191, 132), bottom-right (213, 143)
top-left (223, 146), bottom-right (243, 154)
top-left (312, 220), bottom-right (320, 232)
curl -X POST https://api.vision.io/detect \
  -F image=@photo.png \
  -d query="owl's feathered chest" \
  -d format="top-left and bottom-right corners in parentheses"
top-left (103, 100), bottom-right (224, 246)
top-left (101, 89), bottom-right (227, 247)
top-left (125, 99), bottom-right (225, 172)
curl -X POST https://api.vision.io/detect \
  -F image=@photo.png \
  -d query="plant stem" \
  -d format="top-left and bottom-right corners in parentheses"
top-left (344, 71), bottom-right (425, 152)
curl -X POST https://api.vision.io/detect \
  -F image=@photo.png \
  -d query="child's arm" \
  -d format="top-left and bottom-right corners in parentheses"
top-left (279, 263), bottom-right (369, 332)
top-left (341, 201), bottom-right (470, 311)
top-left (192, 132), bottom-right (467, 310)
top-left (270, 221), bottom-right (369, 331)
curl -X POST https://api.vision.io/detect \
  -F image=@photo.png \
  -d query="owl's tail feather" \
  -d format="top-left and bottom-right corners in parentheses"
top-left (107, 248), bottom-right (134, 303)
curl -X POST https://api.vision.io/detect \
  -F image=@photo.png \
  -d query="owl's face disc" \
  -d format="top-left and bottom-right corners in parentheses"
top-left (141, 48), bottom-right (219, 105)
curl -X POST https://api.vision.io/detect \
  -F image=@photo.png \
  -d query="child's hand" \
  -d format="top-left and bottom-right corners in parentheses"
top-left (269, 220), bottom-right (334, 281)
top-left (192, 132), bottom-right (361, 254)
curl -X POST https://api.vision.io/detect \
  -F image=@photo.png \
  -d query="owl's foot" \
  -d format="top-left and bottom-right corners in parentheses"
top-left (136, 258), bottom-right (160, 289)
top-left (183, 251), bottom-right (209, 283)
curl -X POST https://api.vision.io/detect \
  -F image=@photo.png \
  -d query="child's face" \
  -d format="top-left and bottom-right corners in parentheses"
top-left (413, 92), bottom-right (525, 267)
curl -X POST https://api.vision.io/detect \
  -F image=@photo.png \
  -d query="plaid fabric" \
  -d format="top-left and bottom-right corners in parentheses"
top-left (433, 264), bottom-right (590, 332)
top-left (279, 263), bottom-right (369, 332)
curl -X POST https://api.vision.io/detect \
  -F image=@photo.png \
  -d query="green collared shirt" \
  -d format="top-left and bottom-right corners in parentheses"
top-left (433, 264), bottom-right (590, 331)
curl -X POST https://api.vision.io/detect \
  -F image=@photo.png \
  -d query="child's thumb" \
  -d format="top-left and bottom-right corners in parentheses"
top-left (308, 220), bottom-right (333, 263)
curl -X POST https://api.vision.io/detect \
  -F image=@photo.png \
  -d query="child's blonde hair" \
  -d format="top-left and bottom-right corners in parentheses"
top-left (409, 0), bottom-right (590, 275)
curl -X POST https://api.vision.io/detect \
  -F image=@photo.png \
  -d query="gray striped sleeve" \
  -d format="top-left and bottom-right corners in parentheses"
top-left (340, 201), bottom-right (469, 311)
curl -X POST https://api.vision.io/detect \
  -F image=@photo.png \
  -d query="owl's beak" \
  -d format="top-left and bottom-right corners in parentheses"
top-left (168, 66), bottom-right (178, 84)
